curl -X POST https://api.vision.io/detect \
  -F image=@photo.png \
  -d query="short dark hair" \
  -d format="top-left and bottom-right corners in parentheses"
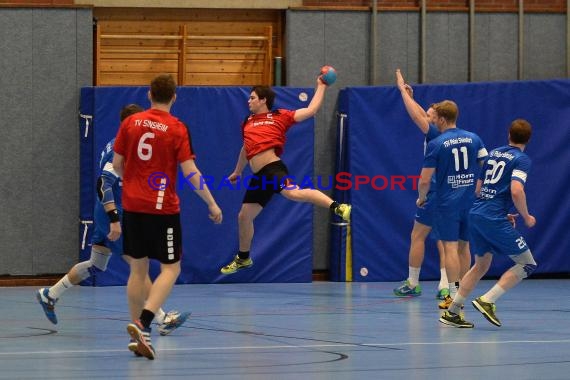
top-left (509, 119), bottom-right (532, 145)
top-left (150, 74), bottom-right (176, 104)
top-left (120, 103), bottom-right (144, 122)
top-left (251, 85), bottom-right (276, 109)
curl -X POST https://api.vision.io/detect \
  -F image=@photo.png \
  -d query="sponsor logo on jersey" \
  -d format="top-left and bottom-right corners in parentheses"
top-left (447, 173), bottom-right (475, 188)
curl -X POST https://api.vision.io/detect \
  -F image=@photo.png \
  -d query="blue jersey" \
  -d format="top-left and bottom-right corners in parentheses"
top-left (91, 138), bottom-right (123, 250)
top-left (471, 145), bottom-right (531, 219)
top-left (424, 124), bottom-right (441, 153)
top-left (424, 128), bottom-right (487, 210)
top-left (96, 138), bottom-right (122, 212)
top-left (424, 124), bottom-right (440, 195)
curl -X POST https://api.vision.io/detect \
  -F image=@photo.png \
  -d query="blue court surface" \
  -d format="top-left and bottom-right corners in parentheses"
top-left (1, 280), bottom-right (569, 379)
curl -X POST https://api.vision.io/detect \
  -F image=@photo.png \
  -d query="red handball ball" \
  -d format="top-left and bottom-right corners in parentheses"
top-left (320, 65), bottom-right (337, 85)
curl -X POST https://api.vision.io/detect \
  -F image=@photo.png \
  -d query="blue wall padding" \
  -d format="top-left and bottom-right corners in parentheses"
top-left (80, 86), bottom-right (315, 285)
top-left (338, 80), bottom-right (570, 281)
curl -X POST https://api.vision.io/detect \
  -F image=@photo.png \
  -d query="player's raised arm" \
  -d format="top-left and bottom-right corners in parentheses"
top-left (294, 76), bottom-right (328, 123)
top-left (396, 69), bottom-right (430, 134)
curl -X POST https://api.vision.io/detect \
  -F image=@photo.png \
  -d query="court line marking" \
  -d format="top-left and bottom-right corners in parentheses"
top-left (1, 338), bottom-right (569, 356)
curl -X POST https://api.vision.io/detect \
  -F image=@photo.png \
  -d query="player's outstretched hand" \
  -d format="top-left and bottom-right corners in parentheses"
top-left (396, 69), bottom-right (413, 97)
top-left (318, 65), bottom-right (337, 86)
top-left (209, 204), bottom-right (223, 224)
top-left (396, 69), bottom-right (405, 89)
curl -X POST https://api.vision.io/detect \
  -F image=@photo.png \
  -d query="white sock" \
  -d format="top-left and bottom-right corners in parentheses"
top-left (408, 266), bottom-right (421, 287)
top-left (482, 285), bottom-right (506, 303)
top-left (438, 268), bottom-right (448, 290)
top-left (155, 308), bottom-right (166, 324)
top-left (48, 275), bottom-right (73, 300)
top-left (449, 293), bottom-right (466, 315)
top-left (449, 282), bottom-right (458, 299)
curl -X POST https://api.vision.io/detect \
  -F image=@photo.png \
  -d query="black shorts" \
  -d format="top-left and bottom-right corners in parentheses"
top-left (243, 160), bottom-right (291, 207)
top-left (122, 211), bottom-right (182, 264)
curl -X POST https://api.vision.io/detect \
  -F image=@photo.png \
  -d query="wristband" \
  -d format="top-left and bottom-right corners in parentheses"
top-left (107, 209), bottom-right (120, 223)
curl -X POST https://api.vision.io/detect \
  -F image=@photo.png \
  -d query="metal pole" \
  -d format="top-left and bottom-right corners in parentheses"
top-left (469, 0), bottom-right (475, 82)
top-left (518, 0), bottom-right (524, 80)
top-left (567, 0), bottom-right (570, 77)
top-left (274, 56), bottom-right (282, 86)
top-left (337, 113), bottom-right (347, 176)
top-left (420, 0), bottom-right (427, 83)
top-left (370, 0), bottom-right (378, 85)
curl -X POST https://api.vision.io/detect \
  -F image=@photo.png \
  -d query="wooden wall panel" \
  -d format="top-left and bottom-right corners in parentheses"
top-left (184, 73), bottom-right (264, 85)
top-left (94, 8), bottom-right (283, 86)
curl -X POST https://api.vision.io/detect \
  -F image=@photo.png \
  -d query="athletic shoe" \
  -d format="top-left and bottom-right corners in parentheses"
top-left (436, 288), bottom-right (450, 300)
top-left (438, 295), bottom-right (464, 310)
top-left (334, 204), bottom-right (352, 222)
top-left (472, 297), bottom-right (501, 327)
top-left (127, 320), bottom-right (155, 360)
top-left (158, 310), bottom-right (191, 336)
top-left (439, 311), bottom-right (474, 328)
top-left (36, 288), bottom-right (58, 325)
top-left (220, 255), bottom-right (253, 275)
top-left (128, 338), bottom-right (142, 357)
top-left (393, 280), bottom-right (422, 297)
top-left (438, 295), bottom-right (453, 309)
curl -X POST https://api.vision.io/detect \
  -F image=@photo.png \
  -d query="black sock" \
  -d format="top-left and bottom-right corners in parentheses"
top-left (330, 201), bottom-right (339, 211)
top-left (237, 250), bottom-right (250, 260)
top-left (140, 309), bottom-right (155, 329)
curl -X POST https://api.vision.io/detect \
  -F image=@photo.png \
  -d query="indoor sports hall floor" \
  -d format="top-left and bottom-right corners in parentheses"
top-left (1, 280), bottom-right (569, 379)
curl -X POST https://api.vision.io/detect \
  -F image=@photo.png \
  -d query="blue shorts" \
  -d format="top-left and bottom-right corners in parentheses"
top-left (415, 202), bottom-right (435, 226)
top-left (469, 213), bottom-right (529, 257)
top-left (415, 195), bottom-right (440, 240)
top-left (434, 208), bottom-right (470, 242)
top-left (91, 205), bottom-right (123, 254)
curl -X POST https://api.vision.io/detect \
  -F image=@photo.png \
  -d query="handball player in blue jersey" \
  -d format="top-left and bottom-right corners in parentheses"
top-left (417, 100), bottom-right (488, 309)
top-left (36, 104), bottom-right (190, 339)
top-left (440, 119), bottom-right (536, 328)
top-left (393, 69), bottom-right (449, 299)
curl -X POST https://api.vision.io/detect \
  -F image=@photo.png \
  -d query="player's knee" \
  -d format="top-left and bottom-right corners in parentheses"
top-left (410, 228), bottom-right (421, 242)
top-left (472, 261), bottom-right (487, 274)
top-left (412, 221), bottom-right (431, 240)
top-left (524, 262), bottom-right (537, 277)
top-left (90, 247), bottom-right (112, 272)
top-left (163, 262), bottom-right (181, 277)
top-left (280, 187), bottom-right (302, 202)
top-left (509, 250), bottom-right (537, 279)
top-left (238, 209), bottom-right (253, 224)
top-left (510, 262), bottom-right (537, 280)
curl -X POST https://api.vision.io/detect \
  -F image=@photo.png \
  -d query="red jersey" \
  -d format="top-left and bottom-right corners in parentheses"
top-left (242, 109), bottom-right (296, 160)
top-left (114, 108), bottom-right (195, 214)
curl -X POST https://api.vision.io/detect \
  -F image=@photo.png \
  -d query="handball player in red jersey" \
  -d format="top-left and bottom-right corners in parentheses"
top-left (113, 74), bottom-right (222, 359)
top-left (220, 74), bottom-right (351, 275)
